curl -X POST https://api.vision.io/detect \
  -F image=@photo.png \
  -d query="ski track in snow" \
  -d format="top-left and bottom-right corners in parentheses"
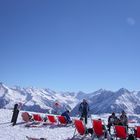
top-left (0, 109), bottom-right (140, 140)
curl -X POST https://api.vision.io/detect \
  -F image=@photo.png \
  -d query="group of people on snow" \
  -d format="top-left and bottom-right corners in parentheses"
top-left (107, 110), bottom-right (128, 133)
top-left (11, 99), bottom-right (136, 140)
top-left (61, 98), bottom-right (90, 124)
top-left (11, 98), bottom-right (128, 130)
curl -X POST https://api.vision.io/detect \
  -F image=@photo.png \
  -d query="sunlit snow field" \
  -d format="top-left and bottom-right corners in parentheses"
top-left (0, 109), bottom-right (140, 140)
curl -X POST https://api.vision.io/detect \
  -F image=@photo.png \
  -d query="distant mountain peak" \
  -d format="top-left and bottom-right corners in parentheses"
top-left (0, 82), bottom-right (8, 90)
top-left (117, 88), bottom-right (130, 93)
top-left (0, 82), bottom-right (4, 87)
top-left (96, 88), bottom-right (106, 92)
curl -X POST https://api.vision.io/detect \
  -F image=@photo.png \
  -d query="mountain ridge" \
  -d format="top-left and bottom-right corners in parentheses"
top-left (0, 82), bottom-right (140, 115)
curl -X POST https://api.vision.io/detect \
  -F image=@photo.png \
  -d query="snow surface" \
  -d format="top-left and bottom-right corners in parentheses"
top-left (0, 109), bottom-right (140, 140)
top-left (0, 109), bottom-right (74, 140)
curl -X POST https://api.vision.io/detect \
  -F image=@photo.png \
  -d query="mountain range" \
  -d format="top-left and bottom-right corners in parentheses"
top-left (0, 82), bottom-right (140, 115)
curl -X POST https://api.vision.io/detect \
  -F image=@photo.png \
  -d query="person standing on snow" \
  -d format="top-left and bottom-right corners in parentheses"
top-left (79, 99), bottom-right (90, 124)
top-left (11, 103), bottom-right (22, 126)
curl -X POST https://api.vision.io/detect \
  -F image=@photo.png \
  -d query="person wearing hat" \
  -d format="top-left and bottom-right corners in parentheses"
top-left (79, 99), bottom-right (90, 124)
top-left (107, 112), bottom-right (118, 133)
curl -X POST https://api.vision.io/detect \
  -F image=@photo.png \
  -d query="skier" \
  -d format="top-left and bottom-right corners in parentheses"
top-left (78, 99), bottom-right (90, 124)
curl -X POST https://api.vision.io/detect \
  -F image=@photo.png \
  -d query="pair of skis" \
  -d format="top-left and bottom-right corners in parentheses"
top-left (26, 136), bottom-right (47, 140)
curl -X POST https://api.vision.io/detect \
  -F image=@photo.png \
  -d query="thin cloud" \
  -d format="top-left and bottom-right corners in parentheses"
top-left (126, 17), bottom-right (136, 26)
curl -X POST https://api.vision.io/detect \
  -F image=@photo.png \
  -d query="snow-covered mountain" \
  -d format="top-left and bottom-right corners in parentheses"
top-left (0, 82), bottom-right (79, 113)
top-left (0, 82), bottom-right (140, 115)
top-left (71, 88), bottom-right (140, 115)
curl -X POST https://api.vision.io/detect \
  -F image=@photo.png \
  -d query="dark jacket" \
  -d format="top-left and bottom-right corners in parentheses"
top-left (61, 111), bottom-right (71, 122)
top-left (120, 114), bottom-right (128, 126)
top-left (11, 103), bottom-right (20, 124)
top-left (108, 115), bottom-right (118, 125)
top-left (14, 104), bottom-right (19, 112)
top-left (79, 102), bottom-right (89, 115)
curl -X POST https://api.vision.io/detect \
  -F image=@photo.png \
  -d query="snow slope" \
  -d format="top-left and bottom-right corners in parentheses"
top-left (0, 109), bottom-right (140, 140)
top-left (0, 109), bottom-right (75, 140)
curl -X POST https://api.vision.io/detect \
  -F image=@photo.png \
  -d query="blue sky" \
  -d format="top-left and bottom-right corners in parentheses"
top-left (0, 0), bottom-right (140, 92)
